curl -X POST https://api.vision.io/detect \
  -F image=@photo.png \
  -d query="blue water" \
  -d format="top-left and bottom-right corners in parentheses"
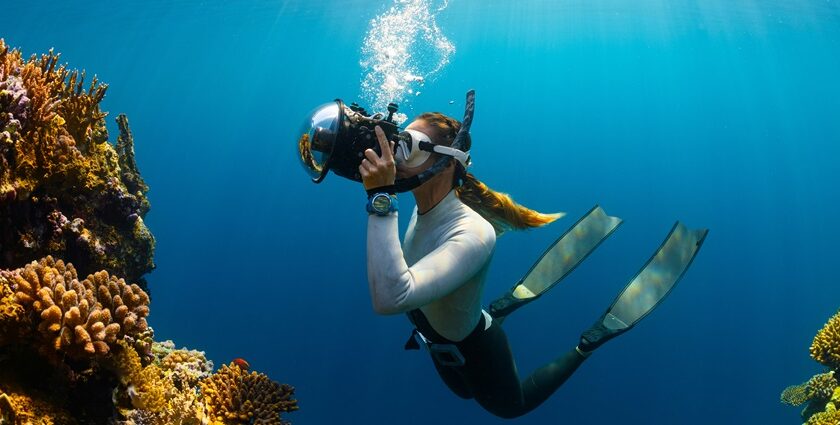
top-left (5, 1), bottom-right (840, 423)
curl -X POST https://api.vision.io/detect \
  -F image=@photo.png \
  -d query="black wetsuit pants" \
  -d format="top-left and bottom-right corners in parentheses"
top-left (429, 313), bottom-right (586, 419)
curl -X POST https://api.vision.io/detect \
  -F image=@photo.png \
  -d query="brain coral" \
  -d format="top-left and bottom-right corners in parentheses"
top-left (811, 310), bottom-right (840, 370)
top-left (200, 363), bottom-right (299, 425)
top-left (0, 38), bottom-right (154, 289)
top-left (0, 256), bottom-right (149, 358)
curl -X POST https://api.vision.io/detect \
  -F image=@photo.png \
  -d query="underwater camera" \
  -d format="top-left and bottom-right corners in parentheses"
top-left (297, 100), bottom-right (403, 184)
top-left (297, 90), bottom-right (475, 192)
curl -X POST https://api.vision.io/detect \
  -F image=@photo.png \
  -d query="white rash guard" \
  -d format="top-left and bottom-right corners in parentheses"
top-left (366, 190), bottom-right (496, 342)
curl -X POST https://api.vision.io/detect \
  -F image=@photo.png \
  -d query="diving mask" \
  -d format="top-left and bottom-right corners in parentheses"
top-left (395, 129), bottom-right (471, 169)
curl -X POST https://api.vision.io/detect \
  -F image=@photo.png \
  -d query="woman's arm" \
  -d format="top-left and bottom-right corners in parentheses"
top-left (366, 214), bottom-right (494, 315)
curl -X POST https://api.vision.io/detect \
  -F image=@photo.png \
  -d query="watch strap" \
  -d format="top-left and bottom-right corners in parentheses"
top-left (366, 185), bottom-right (396, 198)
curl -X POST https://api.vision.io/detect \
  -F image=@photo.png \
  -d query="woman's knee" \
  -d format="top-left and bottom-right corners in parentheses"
top-left (475, 392), bottom-right (527, 419)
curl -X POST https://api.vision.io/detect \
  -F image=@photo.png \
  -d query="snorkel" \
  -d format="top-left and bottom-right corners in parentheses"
top-left (297, 90), bottom-right (475, 193)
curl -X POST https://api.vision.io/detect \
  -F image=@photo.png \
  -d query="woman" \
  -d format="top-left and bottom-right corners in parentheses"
top-left (359, 112), bottom-right (599, 419)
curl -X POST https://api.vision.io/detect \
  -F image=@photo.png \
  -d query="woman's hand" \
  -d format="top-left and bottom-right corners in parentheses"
top-left (360, 126), bottom-right (396, 190)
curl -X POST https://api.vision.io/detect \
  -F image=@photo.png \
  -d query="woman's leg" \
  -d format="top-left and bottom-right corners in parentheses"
top-left (432, 358), bottom-right (474, 399)
top-left (453, 320), bottom-right (587, 419)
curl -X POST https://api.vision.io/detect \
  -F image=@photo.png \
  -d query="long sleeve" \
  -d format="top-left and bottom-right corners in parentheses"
top-left (366, 213), bottom-right (494, 315)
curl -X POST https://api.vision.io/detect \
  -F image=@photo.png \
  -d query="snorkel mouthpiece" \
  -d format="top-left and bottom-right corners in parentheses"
top-left (296, 90), bottom-right (475, 192)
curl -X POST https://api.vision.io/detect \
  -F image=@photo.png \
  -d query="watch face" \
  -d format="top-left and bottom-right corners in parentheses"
top-left (372, 194), bottom-right (391, 213)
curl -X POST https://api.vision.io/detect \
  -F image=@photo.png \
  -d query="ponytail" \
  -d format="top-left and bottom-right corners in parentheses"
top-left (456, 171), bottom-right (563, 235)
top-left (416, 112), bottom-right (563, 235)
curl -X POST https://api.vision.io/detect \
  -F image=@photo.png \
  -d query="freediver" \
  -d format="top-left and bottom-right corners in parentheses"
top-left (298, 91), bottom-right (707, 418)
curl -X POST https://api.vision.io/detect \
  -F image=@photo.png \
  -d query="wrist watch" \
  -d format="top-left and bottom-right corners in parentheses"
top-left (366, 193), bottom-right (398, 216)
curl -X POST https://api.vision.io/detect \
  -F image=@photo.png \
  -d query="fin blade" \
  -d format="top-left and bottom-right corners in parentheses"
top-left (602, 222), bottom-right (708, 330)
top-left (516, 205), bottom-right (623, 300)
top-left (489, 206), bottom-right (622, 320)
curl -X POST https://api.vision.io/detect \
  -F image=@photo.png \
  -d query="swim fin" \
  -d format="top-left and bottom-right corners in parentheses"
top-left (489, 206), bottom-right (623, 323)
top-left (578, 221), bottom-right (708, 353)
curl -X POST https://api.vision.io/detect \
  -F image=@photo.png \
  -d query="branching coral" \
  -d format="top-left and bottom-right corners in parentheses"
top-left (0, 256), bottom-right (149, 358)
top-left (113, 340), bottom-right (168, 412)
top-left (200, 363), bottom-right (299, 425)
top-left (0, 38), bottom-right (154, 288)
top-left (812, 310), bottom-right (840, 370)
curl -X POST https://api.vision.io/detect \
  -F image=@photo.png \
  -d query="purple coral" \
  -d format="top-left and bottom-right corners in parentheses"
top-left (0, 74), bottom-right (30, 130)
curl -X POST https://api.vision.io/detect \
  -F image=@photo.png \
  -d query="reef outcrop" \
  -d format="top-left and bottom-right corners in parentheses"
top-left (782, 309), bottom-right (840, 423)
top-left (0, 40), bottom-right (297, 424)
top-left (201, 362), bottom-right (299, 425)
top-left (0, 38), bottom-right (154, 290)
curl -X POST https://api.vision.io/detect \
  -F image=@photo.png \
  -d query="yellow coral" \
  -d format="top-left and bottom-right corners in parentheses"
top-left (806, 402), bottom-right (840, 425)
top-left (200, 362), bottom-right (298, 425)
top-left (112, 340), bottom-right (208, 424)
top-left (0, 256), bottom-right (150, 358)
top-left (0, 389), bottom-right (76, 424)
top-left (113, 340), bottom-right (167, 412)
top-left (812, 310), bottom-right (840, 370)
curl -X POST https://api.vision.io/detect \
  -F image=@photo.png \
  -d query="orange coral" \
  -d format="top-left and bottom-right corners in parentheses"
top-left (0, 38), bottom-right (154, 286)
top-left (812, 310), bottom-right (840, 370)
top-left (0, 256), bottom-right (149, 358)
top-left (200, 363), bottom-right (298, 425)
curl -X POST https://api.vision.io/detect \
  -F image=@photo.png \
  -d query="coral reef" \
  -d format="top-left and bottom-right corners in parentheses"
top-left (781, 372), bottom-right (838, 407)
top-left (0, 38), bottom-right (154, 289)
top-left (0, 40), bottom-right (297, 424)
top-left (201, 362), bottom-right (299, 425)
top-left (783, 309), bottom-right (840, 423)
top-left (812, 310), bottom-right (840, 370)
top-left (0, 256), bottom-right (149, 359)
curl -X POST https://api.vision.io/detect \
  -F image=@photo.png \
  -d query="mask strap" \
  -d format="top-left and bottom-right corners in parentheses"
top-left (418, 141), bottom-right (471, 168)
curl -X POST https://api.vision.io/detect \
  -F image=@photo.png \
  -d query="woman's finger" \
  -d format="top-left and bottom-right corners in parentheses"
top-left (360, 158), bottom-right (375, 173)
top-left (375, 126), bottom-right (394, 162)
top-left (364, 148), bottom-right (379, 164)
top-left (358, 164), bottom-right (369, 178)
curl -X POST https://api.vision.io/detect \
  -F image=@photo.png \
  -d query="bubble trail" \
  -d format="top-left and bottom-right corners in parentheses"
top-left (360, 0), bottom-right (455, 117)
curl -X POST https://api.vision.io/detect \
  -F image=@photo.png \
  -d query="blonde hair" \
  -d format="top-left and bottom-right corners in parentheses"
top-left (416, 112), bottom-right (563, 235)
